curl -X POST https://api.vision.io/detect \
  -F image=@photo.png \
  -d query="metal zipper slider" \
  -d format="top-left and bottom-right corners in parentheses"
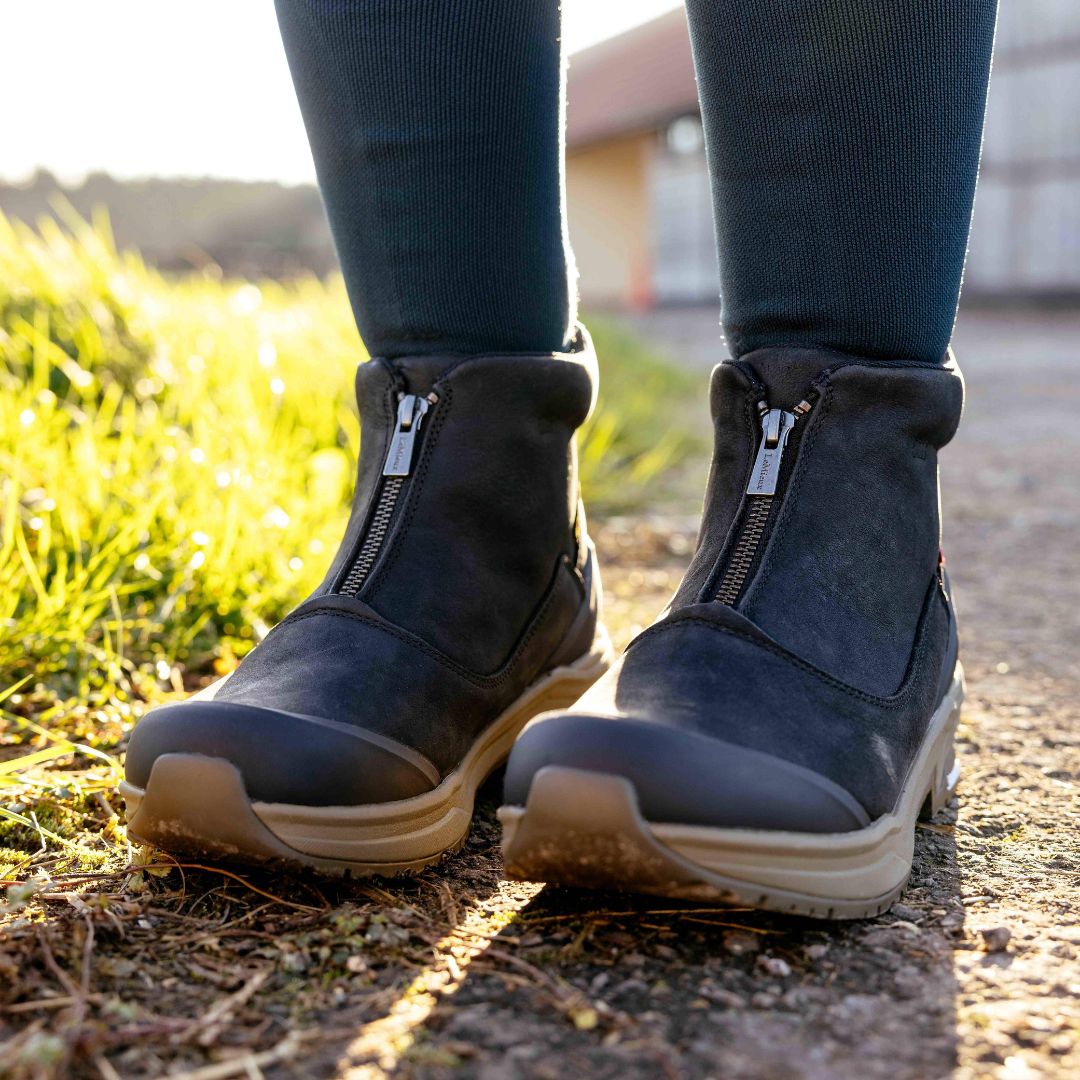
top-left (382, 393), bottom-right (435, 476)
top-left (746, 407), bottom-right (795, 496)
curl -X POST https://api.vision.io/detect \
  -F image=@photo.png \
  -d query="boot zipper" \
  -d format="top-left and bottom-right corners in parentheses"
top-left (338, 391), bottom-right (438, 596)
top-left (713, 394), bottom-right (814, 605)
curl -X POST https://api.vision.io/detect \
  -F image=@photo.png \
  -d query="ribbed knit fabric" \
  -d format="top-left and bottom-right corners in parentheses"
top-left (685, 0), bottom-right (997, 363)
top-left (274, 0), bottom-right (573, 358)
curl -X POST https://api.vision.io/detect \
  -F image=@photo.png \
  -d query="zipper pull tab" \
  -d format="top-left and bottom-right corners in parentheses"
top-left (746, 408), bottom-right (795, 496)
top-left (382, 393), bottom-right (434, 476)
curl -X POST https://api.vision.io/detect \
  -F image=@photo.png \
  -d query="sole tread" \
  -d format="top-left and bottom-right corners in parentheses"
top-left (498, 668), bottom-right (963, 920)
top-left (122, 635), bottom-right (613, 876)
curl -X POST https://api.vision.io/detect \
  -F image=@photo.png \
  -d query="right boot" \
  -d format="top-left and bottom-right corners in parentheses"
top-left (120, 328), bottom-right (611, 876)
top-left (499, 348), bottom-right (965, 918)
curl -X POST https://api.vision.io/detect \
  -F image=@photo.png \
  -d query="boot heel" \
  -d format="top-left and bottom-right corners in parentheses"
top-left (919, 682), bottom-right (963, 821)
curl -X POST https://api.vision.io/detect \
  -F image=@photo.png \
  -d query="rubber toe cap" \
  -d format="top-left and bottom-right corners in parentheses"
top-left (125, 700), bottom-right (439, 806)
top-left (503, 714), bottom-right (870, 833)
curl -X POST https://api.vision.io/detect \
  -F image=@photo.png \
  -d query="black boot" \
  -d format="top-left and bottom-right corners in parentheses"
top-left (122, 330), bottom-right (611, 875)
top-left (500, 348), bottom-right (964, 918)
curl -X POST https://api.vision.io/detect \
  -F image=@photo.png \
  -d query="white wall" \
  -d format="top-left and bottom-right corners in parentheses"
top-left (966, 1), bottom-right (1080, 293)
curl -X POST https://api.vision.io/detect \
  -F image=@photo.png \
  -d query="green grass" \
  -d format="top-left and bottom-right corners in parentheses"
top-left (0, 210), bottom-right (696, 869)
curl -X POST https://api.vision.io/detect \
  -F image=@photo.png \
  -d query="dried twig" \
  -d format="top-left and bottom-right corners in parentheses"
top-left (165, 1033), bottom-right (301, 1080)
top-left (181, 968), bottom-right (272, 1048)
top-left (176, 864), bottom-right (325, 913)
top-left (95, 1054), bottom-right (123, 1080)
top-left (1, 994), bottom-right (104, 1014)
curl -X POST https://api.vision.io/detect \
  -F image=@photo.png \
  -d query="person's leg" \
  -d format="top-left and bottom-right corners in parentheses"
top-left (689, 0), bottom-right (997, 364)
top-left (274, 0), bottom-right (574, 358)
top-left (123, 2), bottom-right (611, 872)
top-left (501, 2), bottom-right (997, 917)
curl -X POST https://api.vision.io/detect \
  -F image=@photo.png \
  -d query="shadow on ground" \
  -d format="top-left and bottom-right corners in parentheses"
top-left (310, 782), bottom-right (965, 1080)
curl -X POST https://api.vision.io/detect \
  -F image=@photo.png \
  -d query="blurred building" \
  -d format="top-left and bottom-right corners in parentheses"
top-left (968, 1), bottom-right (1080, 297)
top-left (565, 3), bottom-right (1080, 309)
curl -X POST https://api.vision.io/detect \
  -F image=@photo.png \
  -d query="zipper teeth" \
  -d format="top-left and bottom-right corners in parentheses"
top-left (714, 496), bottom-right (773, 605)
top-left (711, 389), bottom-right (817, 607)
top-left (338, 476), bottom-right (405, 596)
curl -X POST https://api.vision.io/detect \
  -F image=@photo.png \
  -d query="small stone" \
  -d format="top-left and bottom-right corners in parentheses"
top-left (700, 986), bottom-right (743, 1009)
top-left (804, 943), bottom-right (829, 961)
top-left (756, 955), bottom-right (792, 978)
top-left (1049, 1033), bottom-right (1075, 1055)
top-left (890, 904), bottom-right (923, 922)
top-left (982, 926), bottom-right (1012, 953)
top-left (612, 978), bottom-right (648, 999)
top-left (751, 992), bottom-right (778, 1009)
top-left (364, 921), bottom-right (410, 946)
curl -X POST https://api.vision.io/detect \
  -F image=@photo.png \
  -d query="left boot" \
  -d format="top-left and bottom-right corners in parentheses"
top-left (500, 347), bottom-right (964, 919)
top-left (121, 331), bottom-right (611, 877)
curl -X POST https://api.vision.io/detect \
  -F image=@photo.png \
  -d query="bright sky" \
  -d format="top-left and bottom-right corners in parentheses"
top-left (2, 0), bottom-right (681, 185)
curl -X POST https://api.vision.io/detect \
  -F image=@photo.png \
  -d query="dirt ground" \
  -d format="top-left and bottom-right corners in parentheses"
top-left (2, 308), bottom-right (1078, 1078)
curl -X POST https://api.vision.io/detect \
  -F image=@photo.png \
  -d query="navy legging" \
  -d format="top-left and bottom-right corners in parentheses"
top-left (275, 1), bottom-right (997, 364)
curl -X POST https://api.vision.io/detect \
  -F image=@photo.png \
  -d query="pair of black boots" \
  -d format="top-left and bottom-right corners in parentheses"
top-left (122, 327), bottom-right (964, 919)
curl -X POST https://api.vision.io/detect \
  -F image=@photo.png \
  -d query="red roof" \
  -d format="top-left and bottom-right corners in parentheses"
top-left (566, 9), bottom-right (699, 149)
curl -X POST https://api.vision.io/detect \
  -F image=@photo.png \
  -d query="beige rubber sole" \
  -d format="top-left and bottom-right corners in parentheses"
top-left (499, 665), bottom-right (963, 919)
top-left (120, 630), bottom-right (613, 877)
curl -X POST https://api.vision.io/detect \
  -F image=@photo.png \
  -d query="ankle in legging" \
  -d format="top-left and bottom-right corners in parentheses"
top-left (275, 0), bottom-right (574, 358)
top-left (276, 0), bottom-right (997, 365)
